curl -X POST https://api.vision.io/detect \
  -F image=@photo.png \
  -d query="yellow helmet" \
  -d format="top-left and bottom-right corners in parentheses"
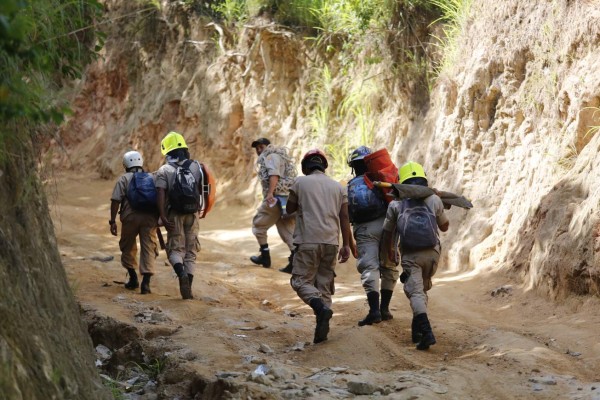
top-left (160, 131), bottom-right (188, 156)
top-left (399, 161), bottom-right (427, 184)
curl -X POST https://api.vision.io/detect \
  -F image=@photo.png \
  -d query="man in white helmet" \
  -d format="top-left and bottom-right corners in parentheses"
top-left (109, 151), bottom-right (159, 294)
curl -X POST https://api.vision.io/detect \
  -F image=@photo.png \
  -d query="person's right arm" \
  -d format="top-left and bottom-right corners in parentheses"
top-left (155, 167), bottom-right (175, 232)
top-left (109, 200), bottom-right (119, 236)
top-left (109, 177), bottom-right (126, 236)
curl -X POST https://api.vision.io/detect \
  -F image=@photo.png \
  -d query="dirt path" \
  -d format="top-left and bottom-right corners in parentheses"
top-left (50, 173), bottom-right (600, 399)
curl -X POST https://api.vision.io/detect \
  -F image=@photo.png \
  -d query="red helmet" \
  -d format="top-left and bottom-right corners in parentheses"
top-left (301, 149), bottom-right (328, 173)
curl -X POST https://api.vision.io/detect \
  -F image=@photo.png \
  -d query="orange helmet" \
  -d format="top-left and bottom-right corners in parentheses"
top-left (301, 149), bottom-right (328, 174)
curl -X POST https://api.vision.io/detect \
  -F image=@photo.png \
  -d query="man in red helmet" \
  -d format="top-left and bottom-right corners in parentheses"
top-left (286, 149), bottom-right (356, 343)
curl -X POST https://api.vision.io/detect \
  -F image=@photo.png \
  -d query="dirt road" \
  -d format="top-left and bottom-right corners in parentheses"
top-left (50, 173), bottom-right (600, 399)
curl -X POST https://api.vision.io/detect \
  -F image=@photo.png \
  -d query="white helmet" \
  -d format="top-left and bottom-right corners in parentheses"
top-left (122, 151), bottom-right (143, 169)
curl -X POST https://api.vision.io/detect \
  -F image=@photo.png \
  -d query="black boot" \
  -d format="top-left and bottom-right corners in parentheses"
top-left (250, 245), bottom-right (271, 268)
top-left (188, 274), bottom-right (194, 299)
top-left (173, 263), bottom-right (192, 300)
top-left (415, 313), bottom-right (436, 350)
top-left (411, 315), bottom-right (423, 343)
top-left (358, 292), bottom-right (382, 326)
top-left (124, 268), bottom-right (139, 290)
top-left (141, 274), bottom-right (151, 294)
top-left (309, 298), bottom-right (333, 344)
top-left (279, 249), bottom-right (295, 274)
top-left (380, 289), bottom-right (394, 320)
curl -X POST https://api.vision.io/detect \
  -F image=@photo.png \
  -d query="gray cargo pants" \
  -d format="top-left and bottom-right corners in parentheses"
top-left (353, 216), bottom-right (399, 294)
top-left (401, 248), bottom-right (439, 315)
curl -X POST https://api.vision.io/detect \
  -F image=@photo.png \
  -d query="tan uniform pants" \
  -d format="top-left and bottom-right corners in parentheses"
top-left (252, 200), bottom-right (295, 251)
top-left (353, 216), bottom-right (399, 294)
top-left (401, 248), bottom-right (439, 315)
top-left (290, 243), bottom-right (338, 308)
top-left (166, 211), bottom-right (199, 275)
top-left (119, 212), bottom-right (158, 275)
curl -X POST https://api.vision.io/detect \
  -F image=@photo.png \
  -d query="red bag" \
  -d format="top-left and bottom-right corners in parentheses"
top-left (362, 149), bottom-right (399, 203)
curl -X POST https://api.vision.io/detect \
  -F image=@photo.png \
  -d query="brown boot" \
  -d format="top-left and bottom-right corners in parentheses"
top-left (173, 263), bottom-right (192, 300)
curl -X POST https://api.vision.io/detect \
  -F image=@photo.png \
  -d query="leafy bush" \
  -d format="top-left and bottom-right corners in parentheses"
top-left (0, 0), bottom-right (104, 124)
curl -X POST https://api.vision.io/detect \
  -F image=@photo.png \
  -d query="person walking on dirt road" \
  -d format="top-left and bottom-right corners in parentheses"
top-left (346, 146), bottom-right (400, 327)
top-left (109, 151), bottom-right (159, 294)
top-left (287, 149), bottom-right (356, 343)
top-left (382, 161), bottom-right (449, 350)
top-left (249, 138), bottom-right (297, 272)
top-left (155, 131), bottom-right (204, 300)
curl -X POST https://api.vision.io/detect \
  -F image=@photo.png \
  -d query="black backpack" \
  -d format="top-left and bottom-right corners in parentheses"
top-left (126, 172), bottom-right (158, 213)
top-left (396, 198), bottom-right (439, 250)
top-left (169, 160), bottom-right (201, 214)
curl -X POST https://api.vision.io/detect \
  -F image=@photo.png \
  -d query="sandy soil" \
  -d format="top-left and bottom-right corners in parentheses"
top-left (49, 172), bottom-right (600, 399)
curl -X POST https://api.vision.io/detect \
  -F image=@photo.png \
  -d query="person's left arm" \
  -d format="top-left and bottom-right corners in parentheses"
top-left (286, 188), bottom-right (298, 214)
top-left (434, 195), bottom-right (450, 232)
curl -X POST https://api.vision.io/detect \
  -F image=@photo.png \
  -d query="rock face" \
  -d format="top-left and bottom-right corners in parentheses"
top-left (0, 149), bottom-right (109, 398)
top-left (425, 1), bottom-right (600, 298)
top-left (55, 1), bottom-right (600, 299)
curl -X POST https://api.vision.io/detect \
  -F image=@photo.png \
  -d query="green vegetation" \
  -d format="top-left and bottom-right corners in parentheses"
top-left (429, 0), bottom-right (472, 74)
top-left (0, 0), bottom-right (104, 168)
top-left (129, 358), bottom-right (164, 381)
top-left (0, 0), bottom-right (103, 123)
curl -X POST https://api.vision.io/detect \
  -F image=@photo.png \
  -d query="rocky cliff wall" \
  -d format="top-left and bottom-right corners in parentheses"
top-left (55, 0), bottom-right (600, 299)
top-left (424, 0), bottom-right (600, 298)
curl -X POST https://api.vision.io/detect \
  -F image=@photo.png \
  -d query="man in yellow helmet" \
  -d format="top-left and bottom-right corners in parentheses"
top-left (381, 161), bottom-right (449, 350)
top-left (155, 131), bottom-right (204, 300)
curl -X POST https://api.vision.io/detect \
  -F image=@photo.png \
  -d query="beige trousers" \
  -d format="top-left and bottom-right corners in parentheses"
top-left (119, 212), bottom-right (158, 275)
top-left (401, 248), bottom-right (440, 315)
top-left (290, 243), bottom-right (338, 308)
top-left (252, 200), bottom-right (295, 251)
top-left (166, 211), bottom-right (199, 275)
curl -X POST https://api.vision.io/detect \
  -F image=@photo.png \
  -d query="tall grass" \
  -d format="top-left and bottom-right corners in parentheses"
top-left (309, 65), bottom-right (335, 142)
top-left (211, 0), bottom-right (248, 25)
top-left (429, 0), bottom-right (472, 74)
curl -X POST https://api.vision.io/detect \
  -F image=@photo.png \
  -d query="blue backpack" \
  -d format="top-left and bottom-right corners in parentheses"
top-left (396, 198), bottom-right (439, 250)
top-left (126, 172), bottom-right (158, 213)
top-left (347, 176), bottom-right (387, 223)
